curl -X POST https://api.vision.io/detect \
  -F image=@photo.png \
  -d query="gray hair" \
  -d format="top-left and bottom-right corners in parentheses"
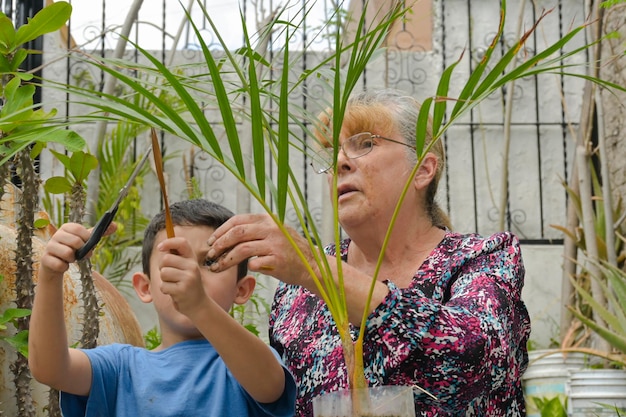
top-left (346, 89), bottom-right (436, 166)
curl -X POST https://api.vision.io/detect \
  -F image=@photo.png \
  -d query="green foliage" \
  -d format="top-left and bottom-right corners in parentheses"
top-left (42, 129), bottom-right (150, 288)
top-left (600, 0), bottom-right (626, 8)
top-left (0, 275), bottom-right (30, 357)
top-left (531, 396), bottom-right (568, 417)
top-left (230, 277), bottom-right (272, 338)
top-left (41, 73), bottom-right (184, 290)
top-left (184, 176), bottom-right (203, 200)
top-left (89, 123), bottom-right (151, 287)
top-left (44, 150), bottom-right (98, 193)
top-left (552, 155), bottom-right (626, 353)
top-left (568, 260), bottom-right (626, 362)
top-left (0, 1), bottom-right (84, 166)
top-left (0, 2), bottom-right (72, 56)
top-left (143, 326), bottom-right (161, 350)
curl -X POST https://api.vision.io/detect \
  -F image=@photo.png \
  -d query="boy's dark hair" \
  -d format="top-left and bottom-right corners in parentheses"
top-left (141, 199), bottom-right (248, 280)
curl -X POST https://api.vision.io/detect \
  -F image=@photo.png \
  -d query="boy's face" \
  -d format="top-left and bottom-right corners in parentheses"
top-left (137, 225), bottom-right (251, 341)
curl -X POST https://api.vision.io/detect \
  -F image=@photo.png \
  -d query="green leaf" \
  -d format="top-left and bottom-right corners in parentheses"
top-left (570, 276), bottom-right (622, 333)
top-left (0, 53), bottom-right (11, 72)
top-left (240, 11), bottom-right (266, 200)
top-left (69, 151), bottom-right (98, 183)
top-left (431, 57), bottom-right (459, 139)
top-left (569, 267), bottom-right (626, 355)
top-left (44, 176), bottom-right (72, 194)
top-left (0, 14), bottom-right (16, 54)
top-left (57, 130), bottom-right (86, 152)
top-left (9, 48), bottom-right (28, 71)
top-left (276, 27), bottom-right (290, 222)
top-left (0, 126), bottom-right (86, 166)
top-left (2, 330), bottom-right (29, 357)
top-left (189, 4), bottom-right (244, 177)
top-left (0, 308), bottom-right (31, 324)
top-left (416, 98), bottom-right (433, 156)
top-left (244, 324), bottom-right (259, 337)
top-left (34, 217), bottom-right (50, 229)
top-left (49, 148), bottom-right (71, 169)
top-left (0, 78), bottom-right (34, 121)
top-left (533, 396), bottom-right (567, 417)
top-left (15, 1), bottom-right (72, 47)
top-left (450, 5), bottom-right (504, 120)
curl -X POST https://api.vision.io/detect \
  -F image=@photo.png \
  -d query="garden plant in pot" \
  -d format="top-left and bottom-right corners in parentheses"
top-left (555, 127), bottom-right (626, 415)
top-left (567, 260), bottom-right (626, 416)
top-left (61, 0), bottom-right (626, 415)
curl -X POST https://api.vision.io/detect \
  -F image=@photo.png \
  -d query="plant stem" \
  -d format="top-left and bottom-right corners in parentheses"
top-left (13, 149), bottom-right (37, 417)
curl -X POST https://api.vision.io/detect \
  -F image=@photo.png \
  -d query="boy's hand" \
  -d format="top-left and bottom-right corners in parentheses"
top-left (40, 222), bottom-right (117, 276)
top-left (157, 237), bottom-right (207, 316)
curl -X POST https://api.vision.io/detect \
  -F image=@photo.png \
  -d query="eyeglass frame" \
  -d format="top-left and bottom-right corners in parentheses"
top-left (310, 132), bottom-right (416, 174)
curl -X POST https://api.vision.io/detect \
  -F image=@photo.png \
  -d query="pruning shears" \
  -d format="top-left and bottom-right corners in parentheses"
top-left (75, 147), bottom-right (152, 260)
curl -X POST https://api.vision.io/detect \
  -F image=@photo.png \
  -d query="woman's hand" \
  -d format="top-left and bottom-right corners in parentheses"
top-left (207, 213), bottom-right (317, 289)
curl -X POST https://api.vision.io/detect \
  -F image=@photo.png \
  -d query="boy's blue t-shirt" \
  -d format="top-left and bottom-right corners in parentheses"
top-left (60, 339), bottom-right (296, 417)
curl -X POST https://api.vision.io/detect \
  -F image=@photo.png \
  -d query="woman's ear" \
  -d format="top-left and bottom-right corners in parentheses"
top-left (413, 152), bottom-right (438, 190)
top-left (132, 272), bottom-right (153, 304)
top-left (233, 275), bottom-right (256, 305)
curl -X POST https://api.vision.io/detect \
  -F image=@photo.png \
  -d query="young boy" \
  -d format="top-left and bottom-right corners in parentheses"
top-left (29, 199), bottom-right (296, 417)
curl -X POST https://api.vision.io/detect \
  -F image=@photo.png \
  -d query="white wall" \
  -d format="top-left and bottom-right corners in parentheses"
top-left (521, 244), bottom-right (564, 348)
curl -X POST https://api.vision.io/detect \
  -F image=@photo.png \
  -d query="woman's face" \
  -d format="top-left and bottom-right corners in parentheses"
top-left (327, 130), bottom-right (415, 230)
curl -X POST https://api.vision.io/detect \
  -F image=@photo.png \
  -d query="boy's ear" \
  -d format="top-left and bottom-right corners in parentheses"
top-left (233, 275), bottom-right (256, 305)
top-left (413, 152), bottom-right (438, 190)
top-left (132, 272), bottom-right (153, 304)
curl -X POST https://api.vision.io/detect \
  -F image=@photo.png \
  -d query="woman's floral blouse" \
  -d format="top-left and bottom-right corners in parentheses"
top-left (269, 231), bottom-right (531, 416)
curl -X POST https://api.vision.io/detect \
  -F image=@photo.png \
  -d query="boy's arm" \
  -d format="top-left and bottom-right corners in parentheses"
top-left (191, 301), bottom-right (287, 404)
top-left (157, 237), bottom-right (287, 404)
top-left (28, 223), bottom-right (95, 396)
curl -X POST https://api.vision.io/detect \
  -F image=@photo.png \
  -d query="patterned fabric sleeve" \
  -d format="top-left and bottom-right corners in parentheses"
top-left (361, 232), bottom-right (530, 414)
top-left (269, 231), bottom-right (530, 416)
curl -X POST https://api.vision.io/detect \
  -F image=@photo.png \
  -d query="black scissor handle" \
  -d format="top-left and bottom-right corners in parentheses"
top-left (75, 208), bottom-right (118, 261)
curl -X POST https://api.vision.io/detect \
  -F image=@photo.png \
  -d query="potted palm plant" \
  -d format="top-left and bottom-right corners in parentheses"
top-left (561, 161), bottom-right (626, 415)
top-left (59, 0), bottom-right (626, 414)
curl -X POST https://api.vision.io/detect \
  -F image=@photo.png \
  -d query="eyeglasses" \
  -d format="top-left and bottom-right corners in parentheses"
top-left (310, 132), bottom-right (416, 174)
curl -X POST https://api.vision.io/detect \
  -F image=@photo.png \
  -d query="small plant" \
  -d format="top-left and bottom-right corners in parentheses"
top-left (143, 326), bottom-right (162, 350)
top-left (531, 396), bottom-right (568, 417)
top-left (568, 259), bottom-right (626, 365)
top-left (230, 277), bottom-right (271, 338)
top-left (0, 275), bottom-right (30, 358)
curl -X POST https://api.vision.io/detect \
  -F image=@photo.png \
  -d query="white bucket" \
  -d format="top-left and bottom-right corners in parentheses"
top-left (568, 369), bottom-right (626, 417)
top-left (522, 350), bottom-right (588, 417)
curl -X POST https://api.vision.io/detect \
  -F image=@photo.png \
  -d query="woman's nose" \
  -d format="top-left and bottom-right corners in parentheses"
top-left (335, 147), bottom-right (353, 172)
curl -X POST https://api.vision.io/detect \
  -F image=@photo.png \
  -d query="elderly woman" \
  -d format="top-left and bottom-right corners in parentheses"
top-left (207, 88), bottom-right (531, 416)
